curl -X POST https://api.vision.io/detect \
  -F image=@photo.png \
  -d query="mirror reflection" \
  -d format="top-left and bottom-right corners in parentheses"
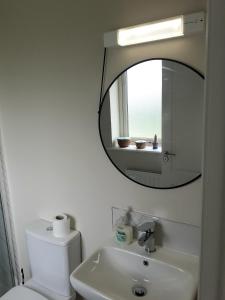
top-left (99, 59), bottom-right (204, 188)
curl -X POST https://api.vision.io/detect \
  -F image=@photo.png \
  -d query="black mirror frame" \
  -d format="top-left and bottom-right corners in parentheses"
top-left (98, 58), bottom-right (204, 189)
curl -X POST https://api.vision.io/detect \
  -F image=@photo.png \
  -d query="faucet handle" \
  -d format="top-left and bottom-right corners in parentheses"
top-left (137, 221), bottom-right (156, 233)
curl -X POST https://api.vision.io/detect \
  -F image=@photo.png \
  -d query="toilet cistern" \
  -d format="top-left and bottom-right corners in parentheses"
top-left (137, 221), bottom-right (156, 253)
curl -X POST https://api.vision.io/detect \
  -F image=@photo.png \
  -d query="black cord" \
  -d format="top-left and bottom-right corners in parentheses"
top-left (98, 47), bottom-right (107, 114)
top-left (21, 268), bottom-right (24, 285)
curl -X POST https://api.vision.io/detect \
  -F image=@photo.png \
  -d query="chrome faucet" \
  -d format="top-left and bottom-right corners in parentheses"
top-left (137, 221), bottom-right (156, 253)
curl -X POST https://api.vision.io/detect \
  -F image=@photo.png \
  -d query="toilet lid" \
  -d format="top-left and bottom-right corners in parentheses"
top-left (1, 286), bottom-right (48, 300)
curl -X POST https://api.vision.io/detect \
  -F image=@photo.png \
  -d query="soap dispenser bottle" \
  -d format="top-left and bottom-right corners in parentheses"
top-left (114, 207), bottom-right (133, 245)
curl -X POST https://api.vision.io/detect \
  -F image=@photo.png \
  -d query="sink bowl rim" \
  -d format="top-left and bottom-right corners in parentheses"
top-left (70, 244), bottom-right (199, 300)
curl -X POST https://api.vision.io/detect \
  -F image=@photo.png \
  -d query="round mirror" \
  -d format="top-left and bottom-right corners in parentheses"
top-left (99, 59), bottom-right (204, 189)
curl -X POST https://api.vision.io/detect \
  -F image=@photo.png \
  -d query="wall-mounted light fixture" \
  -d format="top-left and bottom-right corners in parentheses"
top-left (104, 12), bottom-right (205, 47)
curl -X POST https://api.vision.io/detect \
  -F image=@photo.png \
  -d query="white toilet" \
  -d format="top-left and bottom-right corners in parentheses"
top-left (1, 219), bottom-right (81, 300)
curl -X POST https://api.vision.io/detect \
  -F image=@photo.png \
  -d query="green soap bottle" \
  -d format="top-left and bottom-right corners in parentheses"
top-left (115, 225), bottom-right (133, 245)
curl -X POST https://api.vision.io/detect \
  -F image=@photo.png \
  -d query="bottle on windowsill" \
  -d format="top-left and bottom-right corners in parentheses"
top-left (152, 134), bottom-right (158, 150)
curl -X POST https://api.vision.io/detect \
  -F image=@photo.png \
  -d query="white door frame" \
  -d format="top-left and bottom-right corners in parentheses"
top-left (0, 132), bottom-right (20, 285)
top-left (199, 0), bottom-right (225, 299)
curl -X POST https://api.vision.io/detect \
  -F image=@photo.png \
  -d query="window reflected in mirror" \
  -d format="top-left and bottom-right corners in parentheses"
top-left (109, 60), bottom-right (162, 151)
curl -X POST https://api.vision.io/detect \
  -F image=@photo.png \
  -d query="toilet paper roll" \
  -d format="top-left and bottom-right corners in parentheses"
top-left (52, 214), bottom-right (70, 238)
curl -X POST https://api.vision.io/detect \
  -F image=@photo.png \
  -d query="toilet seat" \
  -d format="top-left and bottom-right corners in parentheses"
top-left (1, 286), bottom-right (48, 300)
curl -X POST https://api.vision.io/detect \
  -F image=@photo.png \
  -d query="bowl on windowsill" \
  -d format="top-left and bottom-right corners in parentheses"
top-left (117, 137), bottom-right (131, 148)
top-left (135, 140), bottom-right (147, 149)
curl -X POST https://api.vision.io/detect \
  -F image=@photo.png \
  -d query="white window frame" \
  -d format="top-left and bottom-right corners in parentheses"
top-left (118, 73), bottom-right (129, 137)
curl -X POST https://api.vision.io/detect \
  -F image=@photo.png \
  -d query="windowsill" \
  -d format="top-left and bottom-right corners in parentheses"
top-left (108, 145), bottom-right (162, 153)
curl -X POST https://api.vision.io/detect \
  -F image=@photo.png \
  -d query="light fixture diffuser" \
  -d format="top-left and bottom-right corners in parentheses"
top-left (117, 16), bottom-right (183, 46)
top-left (103, 12), bottom-right (205, 48)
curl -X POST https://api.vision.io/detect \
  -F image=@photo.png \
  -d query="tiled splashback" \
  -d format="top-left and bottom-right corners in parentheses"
top-left (112, 207), bottom-right (201, 256)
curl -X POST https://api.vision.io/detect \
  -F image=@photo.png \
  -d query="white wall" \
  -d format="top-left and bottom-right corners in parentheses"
top-left (0, 0), bottom-right (206, 280)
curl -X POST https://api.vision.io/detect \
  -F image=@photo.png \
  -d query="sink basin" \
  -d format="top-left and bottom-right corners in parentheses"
top-left (70, 244), bottom-right (198, 300)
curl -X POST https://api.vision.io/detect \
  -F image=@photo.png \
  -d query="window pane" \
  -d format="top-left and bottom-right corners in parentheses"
top-left (127, 60), bottom-right (162, 139)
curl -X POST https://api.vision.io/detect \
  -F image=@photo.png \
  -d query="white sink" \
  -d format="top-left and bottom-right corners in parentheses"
top-left (70, 243), bottom-right (198, 300)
